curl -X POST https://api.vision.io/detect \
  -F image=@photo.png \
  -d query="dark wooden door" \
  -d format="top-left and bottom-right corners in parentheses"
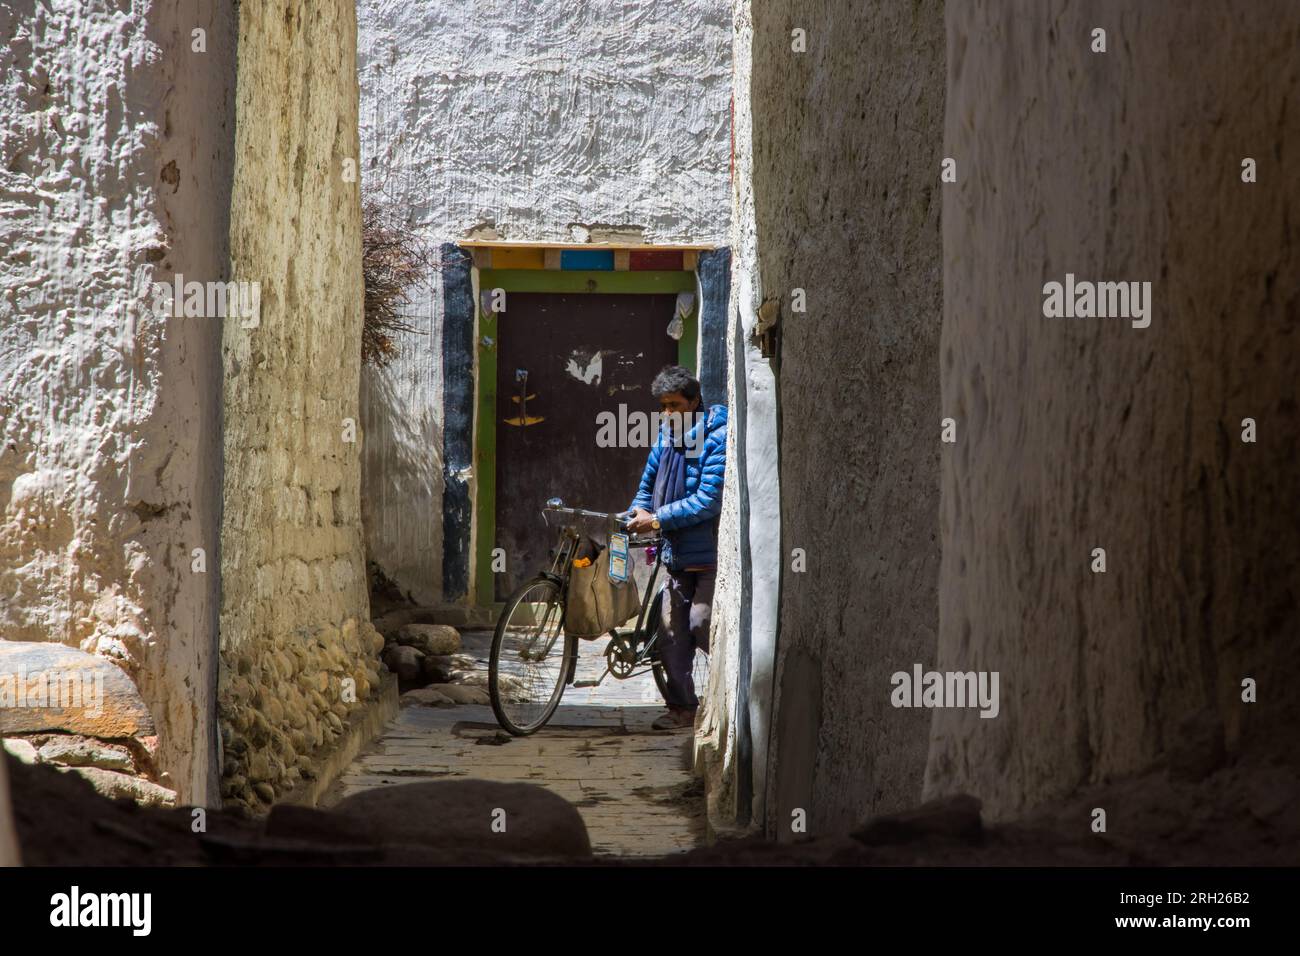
top-left (494, 292), bottom-right (679, 599)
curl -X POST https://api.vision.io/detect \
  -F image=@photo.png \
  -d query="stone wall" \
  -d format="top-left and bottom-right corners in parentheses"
top-left (218, 0), bottom-right (382, 814)
top-left (929, 0), bottom-right (1300, 821)
top-left (741, 0), bottom-right (946, 836)
top-left (354, 0), bottom-right (734, 604)
top-left (0, 0), bottom-right (234, 804)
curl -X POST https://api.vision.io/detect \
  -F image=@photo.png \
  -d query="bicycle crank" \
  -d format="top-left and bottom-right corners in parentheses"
top-left (574, 635), bottom-right (643, 687)
top-left (605, 634), bottom-right (640, 679)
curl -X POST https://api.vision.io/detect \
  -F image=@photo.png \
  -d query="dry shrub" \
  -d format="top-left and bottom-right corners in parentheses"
top-left (362, 192), bottom-right (438, 367)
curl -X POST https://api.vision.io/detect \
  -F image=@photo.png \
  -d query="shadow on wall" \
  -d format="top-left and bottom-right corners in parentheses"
top-left (359, 312), bottom-right (444, 607)
top-left (0, 752), bottom-right (17, 865)
top-left (927, 0), bottom-right (1300, 822)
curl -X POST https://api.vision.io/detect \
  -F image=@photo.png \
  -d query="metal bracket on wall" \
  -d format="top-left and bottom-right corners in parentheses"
top-left (754, 297), bottom-right (781, 360)
top-left (503, 367), bottom-right (544, 426)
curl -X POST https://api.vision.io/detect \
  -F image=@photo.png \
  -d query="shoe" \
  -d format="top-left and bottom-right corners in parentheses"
top-left (652, 708), bottom-right (696, 731)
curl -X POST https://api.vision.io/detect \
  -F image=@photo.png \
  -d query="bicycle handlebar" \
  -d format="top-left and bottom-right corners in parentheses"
top-left (542, 501), bottom-right (661, 545)
top-left (543, 503), bottom-right (619, 521)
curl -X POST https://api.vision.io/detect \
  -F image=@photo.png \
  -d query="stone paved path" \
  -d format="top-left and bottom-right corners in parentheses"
top-left (322, 630), bottom-right (708, 858)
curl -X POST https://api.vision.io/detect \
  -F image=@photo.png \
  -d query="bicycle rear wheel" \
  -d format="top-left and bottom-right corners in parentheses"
top-left (490, 576), bottom-right (575, 735)
top-left (652, 648), bottom-right (711, 705)
top-left (649, 589), bottom-right (711, 704)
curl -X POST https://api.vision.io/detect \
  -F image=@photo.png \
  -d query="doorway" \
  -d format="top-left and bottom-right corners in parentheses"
top-left (493, 292), bottom-right (679, 599)
top-left (473, 266), bottom-right (703, 606)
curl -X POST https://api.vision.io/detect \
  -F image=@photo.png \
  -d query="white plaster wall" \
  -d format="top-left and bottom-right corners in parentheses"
top-left (358, 278), bottom-right (443, 607)
top-left (0, 0), bottom-right (232, 804)
top-left (357, 0), bottom-right (732, 245)
top-left (696, 0), bottom-right (779, 832)
top-left (355, 0), bottom-right (734, 602)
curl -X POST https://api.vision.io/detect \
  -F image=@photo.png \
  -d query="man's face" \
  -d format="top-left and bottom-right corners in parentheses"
top-left (658, 391), bottom-right (697, 416)
top-left (659, 391), bottom-right (700, 443)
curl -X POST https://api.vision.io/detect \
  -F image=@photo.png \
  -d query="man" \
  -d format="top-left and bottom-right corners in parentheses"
top-left (624, 365), bottom-right (727, 731)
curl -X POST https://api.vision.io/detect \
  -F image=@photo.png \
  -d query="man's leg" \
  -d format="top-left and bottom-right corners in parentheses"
top-left (658, 570), bottom-right (699, 710)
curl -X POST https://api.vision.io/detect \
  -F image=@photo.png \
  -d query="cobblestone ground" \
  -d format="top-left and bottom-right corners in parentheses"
top-left (323, 630), bottom-right (708, 858)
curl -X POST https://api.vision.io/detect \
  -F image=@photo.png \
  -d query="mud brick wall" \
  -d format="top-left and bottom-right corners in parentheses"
top-left (218, 0), bottom-right (382, 813)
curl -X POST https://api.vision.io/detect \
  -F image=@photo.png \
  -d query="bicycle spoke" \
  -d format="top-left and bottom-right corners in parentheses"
top-left (492, 580), bottom-right (571, 733)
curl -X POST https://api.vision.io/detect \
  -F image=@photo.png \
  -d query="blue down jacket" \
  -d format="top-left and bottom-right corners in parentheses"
top-left (627, 404), bottom-right (728, 571)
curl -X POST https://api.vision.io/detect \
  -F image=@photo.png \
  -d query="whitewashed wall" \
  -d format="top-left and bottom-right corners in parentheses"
top-left (356, 0), bottom-right (734, 603)
top-left (0, 0), bottom-right (233, 804)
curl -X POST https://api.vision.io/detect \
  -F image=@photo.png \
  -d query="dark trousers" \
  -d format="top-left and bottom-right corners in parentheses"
top-left (658, 568), bottom-right (714, 710)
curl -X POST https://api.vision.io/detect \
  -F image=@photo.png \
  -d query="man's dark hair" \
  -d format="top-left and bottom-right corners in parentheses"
top-left (650, 365), bottom-right (701, 402)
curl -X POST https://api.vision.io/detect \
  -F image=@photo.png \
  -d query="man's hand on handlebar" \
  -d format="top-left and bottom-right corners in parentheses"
top-left (625, 507), bottom-right (657, 535)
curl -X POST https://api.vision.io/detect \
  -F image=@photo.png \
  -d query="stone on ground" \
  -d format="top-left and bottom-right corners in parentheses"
top-left (420, 654), bottom-right (451, 682)
top-left (424, 683), bottom-right (489, 705)
top-left (381, 644), bottom-right (423, 682)
top-left (401, 687), bottom-right (456, 707)
top-left (0, 642), bottom-right (155, 738)
top-left (2, 739), bottom-right (38, 765)
top-left (264, 803), bottom-right (379, 845)
top-left (65, 766), bottom-right (176, 808)
top-left (37, 736), bottom-right (135, 772)
top-left (330, 780), bottom-right (591, 858)
top-left (396, 623), bottom-right (461, 656)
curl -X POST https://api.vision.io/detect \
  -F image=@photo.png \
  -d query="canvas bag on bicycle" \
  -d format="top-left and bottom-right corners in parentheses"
top-left (565, 539), bottom-right (641, 639)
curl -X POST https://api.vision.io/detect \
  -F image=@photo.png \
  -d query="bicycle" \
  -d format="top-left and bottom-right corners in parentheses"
top-left (487, 497), bottom-right (708, 736)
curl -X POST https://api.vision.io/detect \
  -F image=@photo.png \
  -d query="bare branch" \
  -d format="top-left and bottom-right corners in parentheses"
top-left (361, 188), bottom-right (441, 367)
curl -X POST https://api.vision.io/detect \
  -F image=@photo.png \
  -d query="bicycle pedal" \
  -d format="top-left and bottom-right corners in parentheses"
top-left (572, 679), bottom-right (601, 688)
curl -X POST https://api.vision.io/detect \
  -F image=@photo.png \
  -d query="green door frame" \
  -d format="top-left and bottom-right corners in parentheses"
top-left (474, 268), bottom-right (699, 607)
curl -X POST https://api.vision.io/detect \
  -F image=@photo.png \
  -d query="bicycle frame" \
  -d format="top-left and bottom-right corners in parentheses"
top-left (621, 536), bottom-right (664, 660)
top-left (520, 503), bottom-right (614, 664)
top-left (587, 528), bottom-right (667, 685)
top-left (536, 501), bottom-right (666, 681)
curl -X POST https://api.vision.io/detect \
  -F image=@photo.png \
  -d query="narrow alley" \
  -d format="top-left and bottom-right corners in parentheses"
top-left (1, 0), bottom-right (1298, 940)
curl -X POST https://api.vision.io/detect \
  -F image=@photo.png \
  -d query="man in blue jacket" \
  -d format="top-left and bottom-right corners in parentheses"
top-left (624, 365), bottom-right (727, 730)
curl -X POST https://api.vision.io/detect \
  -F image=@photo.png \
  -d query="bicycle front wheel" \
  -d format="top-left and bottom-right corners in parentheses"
top-left (490, 576), bottom-right (575, 735)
